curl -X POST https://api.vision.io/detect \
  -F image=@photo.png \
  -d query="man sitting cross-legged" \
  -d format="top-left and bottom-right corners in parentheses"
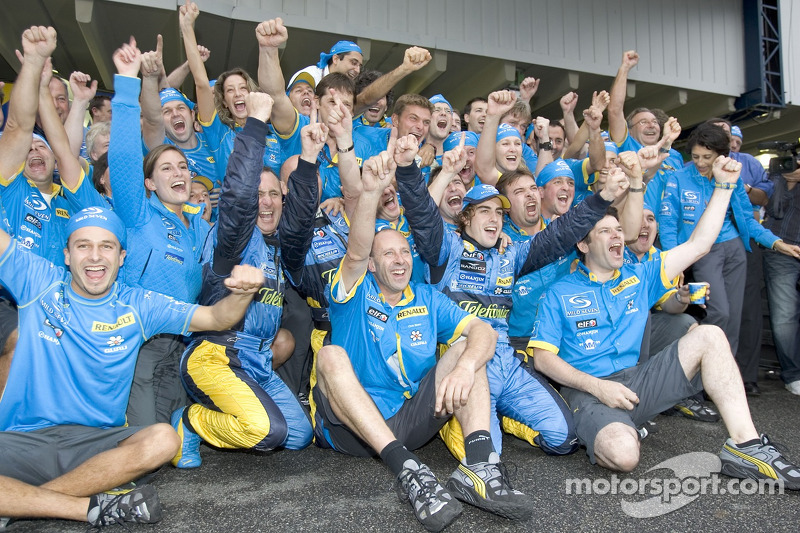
top-left (0, 207), bottom-right (265, 528)
top-left (312, 134), bottom-right (533, 532)
top-left (529, 156), bottom-right (800, 488)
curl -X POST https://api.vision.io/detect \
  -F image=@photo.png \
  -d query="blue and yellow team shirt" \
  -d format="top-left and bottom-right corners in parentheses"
top-left (199, 111), bottom-right (283, 179)
top-left (329, 267), bottom-right (474, 419)
top-left (502, 213), bottom-right (545, 243)
top-left (528, 258), bottom-right (678, 378)
top-left (352, 114), bottom-right (392, 129)
top-left (508, 250), bottom-right (577, 339)
top-left (0, 168), bottom-right (104, 267)
top-left (0, 241), bottom-right (197, 432)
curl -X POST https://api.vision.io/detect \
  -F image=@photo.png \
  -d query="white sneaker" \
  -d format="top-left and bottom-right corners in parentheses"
top-left (785, 380), bottom-right (800, 396)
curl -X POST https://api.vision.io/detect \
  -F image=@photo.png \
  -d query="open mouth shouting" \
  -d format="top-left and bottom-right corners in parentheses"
top-left (608, 241), bottom-right (624, 260)
top-left (447, 193), bottom-right (464, 209)
top-left (84, 265), bottom-right (108, 283)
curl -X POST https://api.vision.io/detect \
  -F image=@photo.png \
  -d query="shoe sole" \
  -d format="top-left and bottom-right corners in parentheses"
top-left (445, 479), bottom-right (532, 521)
top-left (666, 405), bottom-right (720, 423)
top-left (415, 502), bottom-right (463, 533)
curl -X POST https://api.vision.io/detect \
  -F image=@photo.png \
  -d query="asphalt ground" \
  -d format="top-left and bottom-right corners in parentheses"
top-left (8, 369), bottom-right (800, 533)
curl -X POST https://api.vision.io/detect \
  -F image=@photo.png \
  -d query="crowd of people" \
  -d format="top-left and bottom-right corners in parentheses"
top-left (1, 3), bottom-right (800, 530)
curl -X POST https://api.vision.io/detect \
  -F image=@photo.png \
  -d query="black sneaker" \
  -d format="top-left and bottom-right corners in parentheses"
top-left (719, 434), bottom-right (800, 490)
top-left (637, 419), bottom-right (658, 441)
top-left (670, 398), bottom-right (720, 422)
top-left (445, 452), bottom-right (532, 520)
top-left (396, 459), bottom-right (463, 532)
top-left (87, 484), bottom-right (162, 526)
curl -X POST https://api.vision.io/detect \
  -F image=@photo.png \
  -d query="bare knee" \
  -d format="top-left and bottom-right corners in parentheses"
top-left (594, 423), bottom-right (640, 472)
top-left (316, 345), bottom-right (350, 385)
top-left (271, 328), bottom-right (295, 370)
top-left (123, 423), bottom-right (180, 468)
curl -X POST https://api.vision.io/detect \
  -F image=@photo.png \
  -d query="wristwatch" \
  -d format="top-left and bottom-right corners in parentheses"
top-left (539, 141), bottom-right (553, 151)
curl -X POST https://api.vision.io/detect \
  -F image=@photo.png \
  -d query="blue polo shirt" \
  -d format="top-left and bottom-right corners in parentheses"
top-left (528, 259), bottom-right (678, 378)
top-left (329, 267), bottom-right (474, 419)
top-left (0, 240), bottom-right (197, 432)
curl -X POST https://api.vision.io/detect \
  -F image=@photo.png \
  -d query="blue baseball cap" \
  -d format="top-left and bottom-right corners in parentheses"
top-left (317, 41), bottom-right (362, 70)
top-left (536, 159), bottom-right (575, 187)
top-left (496, 123), bottom-right (522, 142)
top-left (160, 88), bottom-right (195, 110)
top-left (66, 206), bottom-right (127, 250)
top-left (443, 131), bottom-right (479, 152)
top-left (429, 94), bottom-right (452, 111)
top-left (463, 184), bottom-right (510, 209)
top-left (604, 141), bottom-right (619, 154)
top-left (643, 201), bottom-right (655, 214)
top-left (731, 125), bottom-right (742, 139)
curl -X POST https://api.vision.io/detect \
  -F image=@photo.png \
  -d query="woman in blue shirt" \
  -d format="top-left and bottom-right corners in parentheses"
top-left (658, 123), bottom-right (800, 361)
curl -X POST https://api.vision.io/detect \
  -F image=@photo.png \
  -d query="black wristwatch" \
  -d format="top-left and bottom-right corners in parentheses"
top-left (539, 141), bottom-right (553, 151)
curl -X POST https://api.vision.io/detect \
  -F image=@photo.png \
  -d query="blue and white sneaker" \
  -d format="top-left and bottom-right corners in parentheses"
top-left (170, 407), bottom-right (202, 469)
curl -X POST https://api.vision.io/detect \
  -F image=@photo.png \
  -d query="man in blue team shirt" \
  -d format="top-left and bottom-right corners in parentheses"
top-left (528, 155), bottom-right (800, 489)
top-left (0, 206), bottom-right (265, 527)
top-left (312, 140), bottom-right (533, 532)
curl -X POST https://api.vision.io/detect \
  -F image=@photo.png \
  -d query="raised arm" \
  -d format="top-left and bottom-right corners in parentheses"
top-left (188, 264), bottom-right (264, 331)
top-left (338, 135), bottom-right (397, 293)
top-left (583, 106), bottom-right (606, 174)
top-left (324, 88), bottom-right (361, 215)
top-left (64, 71), bottom-right (96, 158)
top-left (607, 50), bottom-right (639, 145)
top-left (394, 130), bottom-right (447, 267)
top-left (353, 46), bottom-right (431, 115)
top-left (518, 170), bottom-right (627, 276)
top-left (559, 92), bottom-right (579, 145)
top-left (662, 157), bottom-right (740, 279)
top-left (563, 90), bottom-right (609, 160)
top-left (108, 37), bottom-right (149, 227)
top-left (38, 69), bottom-right (84, 191)
top-left (140, 37), bottom-right (167, 150)
top-left (255, 17), bottom-right (296, 135)
top-left (179, 0), bottom-right (215, 123)
top-left (0, 26), bottom-right (56, 180)
top-left (615, 152), bottom-right (644, 240)
top-left (475, 90), bottom-right (515, 183)
top-left (280, 105), bottom-right (325, 284)
top-left (212, 92), bottom-right (274, 276)
top-left (165, 44), bottom-right (209, 89)
top-left (427, 136), bottom-right (467, 207)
